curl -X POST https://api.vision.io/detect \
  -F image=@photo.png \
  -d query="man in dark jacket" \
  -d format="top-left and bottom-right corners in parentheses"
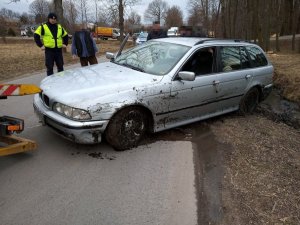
top-left (71, 25), bottom-right (98, 67)
top-left (147, 21), bottom-right (167, 41)
top-left (34, 13), bottom-right (69, 76)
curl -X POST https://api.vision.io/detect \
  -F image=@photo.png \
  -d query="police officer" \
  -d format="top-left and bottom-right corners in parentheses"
top-left (34, 13), bottom-right (69, 76)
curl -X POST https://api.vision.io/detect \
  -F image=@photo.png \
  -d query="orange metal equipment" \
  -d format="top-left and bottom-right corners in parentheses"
top-left (0, 84), bottom-right (41, 156)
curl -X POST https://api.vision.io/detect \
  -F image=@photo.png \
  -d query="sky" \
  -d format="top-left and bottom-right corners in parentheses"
top-left (0, 0), bottom-right (189, 23)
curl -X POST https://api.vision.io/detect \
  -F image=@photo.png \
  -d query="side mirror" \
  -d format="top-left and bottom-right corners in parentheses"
top-left (106, 52), bottom-right (115, 60)
top-left (178, 71), bottom-right (195, 81)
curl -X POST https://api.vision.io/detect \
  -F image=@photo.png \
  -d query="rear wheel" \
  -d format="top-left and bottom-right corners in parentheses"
top-left (105, 107), bottom-right (148, 151)
top-left (239, 88), bottom-right (260, 115)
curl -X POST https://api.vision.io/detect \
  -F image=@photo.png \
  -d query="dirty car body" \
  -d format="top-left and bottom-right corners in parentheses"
top-left (33, 38), bottom-right (273, 150)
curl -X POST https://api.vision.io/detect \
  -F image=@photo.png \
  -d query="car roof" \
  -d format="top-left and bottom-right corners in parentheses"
top-left (150, 37), bottom-right (254, 47)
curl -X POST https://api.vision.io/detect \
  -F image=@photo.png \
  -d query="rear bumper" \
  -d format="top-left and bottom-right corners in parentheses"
top-left (33, 94), bottom-right (109, 144)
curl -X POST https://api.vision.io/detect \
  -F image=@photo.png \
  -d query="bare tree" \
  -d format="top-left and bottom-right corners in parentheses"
top-left (0, 15), bottom-right (7, 41)
top-left (95, 9), bottom-right (110, 26)
top-left (19, 13), bottom-right (29, 24)
top-left (0, 8), bottom-right (20, 20)
top-left (187, 0), bottom-right (219, 36)
top-left (104, 0), bottom-right (140, 41)
top-left (164, 5), bottom-right (183, 28)
top-left (291, 0), bottom-right (300, 51)
top-left (29, 0), bottom-right (49, 23)
top-left (63, 0), bottom-right (78, 33)
top-left (272, 0), bottom-right (285, 51)
top-left (126, 11), bottom-right (141, 32)
top-left (187, 2), bottom-right (202, 27)
top-left (53, 0), bottom-right (63, 24)
top-left (76, 0), bottom-right (90, 25)
top-left (144, 0), bottom-right (168, 24)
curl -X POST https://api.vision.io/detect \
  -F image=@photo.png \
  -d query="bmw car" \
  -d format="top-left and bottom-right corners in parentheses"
top-left (33, 37), bottom-right (273, 150)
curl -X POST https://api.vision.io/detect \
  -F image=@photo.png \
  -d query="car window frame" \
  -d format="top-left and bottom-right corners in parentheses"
top-left (216, 45), bottom-right (257, 73)
top-left (173, 46), bottom-right (218, 81)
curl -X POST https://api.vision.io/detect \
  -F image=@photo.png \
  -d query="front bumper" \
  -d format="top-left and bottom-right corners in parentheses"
top-left (33, 94), bottom-right (109, 144)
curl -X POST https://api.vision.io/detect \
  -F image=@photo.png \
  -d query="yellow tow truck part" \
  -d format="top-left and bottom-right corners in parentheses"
top-left (0, 84), bottom-right (41, 156)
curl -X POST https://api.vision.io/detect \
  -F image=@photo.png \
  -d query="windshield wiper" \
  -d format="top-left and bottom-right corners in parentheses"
top-left (121, 63), bottom-right (145, 72)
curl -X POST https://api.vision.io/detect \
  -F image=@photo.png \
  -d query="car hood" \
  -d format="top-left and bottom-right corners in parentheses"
top-left (40, 62), bottom-right (163, 108)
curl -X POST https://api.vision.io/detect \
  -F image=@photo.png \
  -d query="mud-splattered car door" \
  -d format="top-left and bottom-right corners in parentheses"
top-left (165, 47), bottom-right (221, 128)
top-left (167, 74), bottom-right (221, 128)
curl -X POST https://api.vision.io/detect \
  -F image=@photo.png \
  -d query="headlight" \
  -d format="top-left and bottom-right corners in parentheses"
top-left (53, 102), bottom-right (91, 120)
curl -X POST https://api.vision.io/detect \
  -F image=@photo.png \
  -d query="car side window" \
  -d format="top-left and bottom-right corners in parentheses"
top-left (245, 46), bottom-right (268, 67)
top-left (220, 46), bottom-right (242, 72)
top-left (240, 47), bottom-right (251, 69)
top-left (181, 47), bottom-right (215, 76)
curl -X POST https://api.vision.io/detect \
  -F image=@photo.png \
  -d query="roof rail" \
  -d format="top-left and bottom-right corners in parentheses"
top-left (194, 38), bottom-right (250, 45)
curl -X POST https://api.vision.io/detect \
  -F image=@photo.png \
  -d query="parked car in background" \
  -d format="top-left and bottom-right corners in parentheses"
top-left (136, 32), bottom-right (148, 45)
top-left (33, 38), bottom-right (273, 150)
top-left (167, 27), bottom-right (178, 37)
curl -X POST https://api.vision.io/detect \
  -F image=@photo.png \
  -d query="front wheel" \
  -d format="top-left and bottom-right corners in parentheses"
top-left (239, 88), bottom-right (260, 115)
top-left (105, 107), bottom-right (148, 151)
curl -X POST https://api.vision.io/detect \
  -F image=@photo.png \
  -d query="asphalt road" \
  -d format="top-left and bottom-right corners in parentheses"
top-left (0, 62), bottom-right (197, 225)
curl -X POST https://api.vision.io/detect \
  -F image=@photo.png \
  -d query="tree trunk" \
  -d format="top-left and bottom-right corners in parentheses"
top-left (119, 0), bottom-right (124, 42)
top-left (54, 0), bottom-right (64, 26)
top-left (220, 0), bottom-right (227, 38)
top-left (276, 33), bottom-right (280, 52)
top-left (291, 0), bottom-right (299, 51)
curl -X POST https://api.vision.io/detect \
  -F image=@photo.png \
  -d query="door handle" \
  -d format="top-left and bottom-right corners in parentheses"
top-left (245, 74), bottom-right (252, 79)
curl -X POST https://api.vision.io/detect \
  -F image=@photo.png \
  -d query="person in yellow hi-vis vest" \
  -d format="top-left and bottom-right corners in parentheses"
top-left (34, 13), bottom-right (69, 76)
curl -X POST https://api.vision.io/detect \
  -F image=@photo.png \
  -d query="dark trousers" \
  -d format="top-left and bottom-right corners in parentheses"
top-left (45, 48), bottom-right (64, 76)
top-left (79, 55), bottom-right (98, 67)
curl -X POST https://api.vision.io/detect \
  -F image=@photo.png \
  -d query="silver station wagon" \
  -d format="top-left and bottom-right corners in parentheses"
top-left (33, 38), bottom-right (273, 150)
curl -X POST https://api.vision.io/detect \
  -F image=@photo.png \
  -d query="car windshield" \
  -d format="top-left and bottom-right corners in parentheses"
top-left (114, 41), bottom-right (191, 75)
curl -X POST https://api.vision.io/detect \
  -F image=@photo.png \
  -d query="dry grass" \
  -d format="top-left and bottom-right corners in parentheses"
top-left (0, 38), bottom-right (133, 82)
top-left (268, 53), bottom-right (300, 104)
top-left (211, 115), bottom-right (300, 225)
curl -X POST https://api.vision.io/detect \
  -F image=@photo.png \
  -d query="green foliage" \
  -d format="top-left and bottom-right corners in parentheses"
top-left (7, 27), bottom-right (16, 36)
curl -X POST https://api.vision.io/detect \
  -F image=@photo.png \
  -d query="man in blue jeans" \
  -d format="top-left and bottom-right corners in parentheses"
top-left (72, 25), bottom-right (98, 67)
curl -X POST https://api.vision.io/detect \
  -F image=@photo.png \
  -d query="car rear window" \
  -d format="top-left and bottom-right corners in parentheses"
top-left (246, 46), bottom-right (268, 67)
top-left (220, 46), bottom-right (242, 71)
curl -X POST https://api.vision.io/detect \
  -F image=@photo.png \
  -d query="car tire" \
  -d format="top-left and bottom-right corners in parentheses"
top-left (239, 87), bottom-right (260, 115)
top-left (105, 107), bottom-right (148, 151)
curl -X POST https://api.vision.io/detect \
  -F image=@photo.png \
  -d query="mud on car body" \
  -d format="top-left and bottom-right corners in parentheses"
top-left (33, 38), bottom-right (273, 150)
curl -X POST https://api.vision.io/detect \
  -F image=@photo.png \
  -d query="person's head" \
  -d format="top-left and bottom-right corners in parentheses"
top-left (48, 13), bottom-right (57, 24)
top-left (152, 21), bottom-right (160, 31)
